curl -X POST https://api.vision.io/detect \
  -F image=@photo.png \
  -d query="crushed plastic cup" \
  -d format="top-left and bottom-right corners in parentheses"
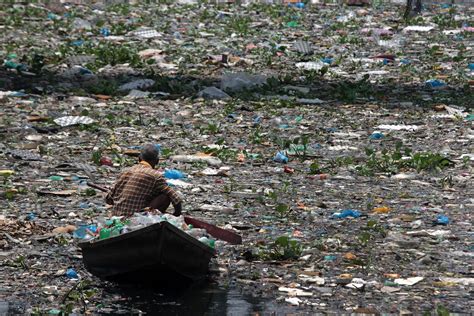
top-left (436, 215), bottom-right (449, 225)
top-left (273, 152), bottom-right (289, 164)
top-left (332, 210), bottom-right (361, 219)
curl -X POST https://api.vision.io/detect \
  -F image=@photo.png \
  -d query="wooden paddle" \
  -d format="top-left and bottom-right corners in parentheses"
top-left (87, 181), bottom-right (242, 245)
top-left (183, 216), bottom-right (242, 245)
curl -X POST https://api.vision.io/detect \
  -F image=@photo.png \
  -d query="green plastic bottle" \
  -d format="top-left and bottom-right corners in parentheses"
top-left (99, 228), bottom-right (111, 240)
top-left (110, 224), bottom-right (123, 237)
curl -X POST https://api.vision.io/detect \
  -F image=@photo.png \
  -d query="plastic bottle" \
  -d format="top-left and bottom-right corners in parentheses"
top-left (332, 210), bottom-right (361, 219)
top-left (187, 228), bottom-right (207, 238)
top-left (49, 175), bottom-right (64, 181)
top-left (110, 223), bottom-right (123, 237)
top-left (198, 236), bottom-right (215, 249)
top-left (99, 228), bottom-right (111, 239)
top-left (77, 180), bottom-right (88, 195)
top-left (288, 2), bottom-right (304, 8)
top-left (73, 224), bottom-right (97, 240)
top-left (133, 214), bottom-right (151, 226)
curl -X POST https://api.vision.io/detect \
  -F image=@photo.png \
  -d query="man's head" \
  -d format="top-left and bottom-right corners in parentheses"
top-left (139, 144), bottom-right (159, 168)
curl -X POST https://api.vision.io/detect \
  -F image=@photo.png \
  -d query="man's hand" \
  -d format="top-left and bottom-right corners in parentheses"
top-left (173, 202), bottom-right (182, 216)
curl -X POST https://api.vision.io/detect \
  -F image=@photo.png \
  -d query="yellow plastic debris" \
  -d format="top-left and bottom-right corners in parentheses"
top-left (0, 170), bottom-right (14, 177)
top-left (373, 206), bottom-right (391, 214)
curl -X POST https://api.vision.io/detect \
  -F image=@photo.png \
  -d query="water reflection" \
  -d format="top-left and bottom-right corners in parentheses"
top-left (101, 282), bottom-right (290, 315)
top-left (0, 283), bottom-right (298, 315)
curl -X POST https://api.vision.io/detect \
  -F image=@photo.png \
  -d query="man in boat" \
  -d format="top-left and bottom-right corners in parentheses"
top-left (105, 144), bottom-right (182, 217)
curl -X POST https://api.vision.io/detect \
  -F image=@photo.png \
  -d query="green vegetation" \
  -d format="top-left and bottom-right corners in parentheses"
top-left (356, 142), bottom-right (454, 176)
top-left (258, 236), bottom-right (303, 260)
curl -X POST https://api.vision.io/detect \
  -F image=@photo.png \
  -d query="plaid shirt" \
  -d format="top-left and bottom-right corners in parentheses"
top-left (106, 162), bottom-right (182, 216)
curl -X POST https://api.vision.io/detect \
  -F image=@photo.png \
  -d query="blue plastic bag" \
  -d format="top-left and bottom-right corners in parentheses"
top-left (66, 268), bottom-right (78, 279)
top-left (425, 79), bottom-right (446, 89)
top-left (73, 224), bottom-right (97, 239)
top-left (164, 169), bottom-right (186, 179)
top-left (321, 58), bottom-right (333, 65)
top-left (369, 132), bottom-right (384, 140)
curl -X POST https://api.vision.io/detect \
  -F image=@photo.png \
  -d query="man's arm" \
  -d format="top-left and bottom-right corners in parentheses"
top-left (173, 202), bottom-right (182, 216)
top-left (105, 174), bottom-right (124, 205)
top-left (154, 176), bottom-right (183, 215)
top-left (105, 190), bottom-right (114, 205)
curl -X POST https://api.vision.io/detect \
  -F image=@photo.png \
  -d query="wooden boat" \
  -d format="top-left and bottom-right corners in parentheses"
top-left (79, 221), bottom-right (215, 284)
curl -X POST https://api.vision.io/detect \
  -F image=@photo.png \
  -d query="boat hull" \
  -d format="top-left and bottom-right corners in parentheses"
top-left (79, 221), bottom-right (215, 283)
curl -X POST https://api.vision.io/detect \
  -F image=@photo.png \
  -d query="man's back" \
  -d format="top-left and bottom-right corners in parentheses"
top-left (106, 163), bottom-right (181, 216)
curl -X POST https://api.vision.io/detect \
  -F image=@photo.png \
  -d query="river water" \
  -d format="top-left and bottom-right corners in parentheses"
top-left (0, 282), bottom-right (300, 315)
top-left (99, 282), bottom-right (299, 315)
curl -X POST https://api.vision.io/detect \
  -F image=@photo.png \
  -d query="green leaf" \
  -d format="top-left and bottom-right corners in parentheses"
top-left (367, 220), bottom-right (377, 228)
top-left (275, 203), bottom-right (290, 217)
top-left (436, 305), bottom-right (450, 316)
top-left (274, 236), bottom-right (290, 247)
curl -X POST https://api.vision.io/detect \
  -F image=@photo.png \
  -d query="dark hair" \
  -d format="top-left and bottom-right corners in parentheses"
top-left (140, 144), bottom-right (159, 163)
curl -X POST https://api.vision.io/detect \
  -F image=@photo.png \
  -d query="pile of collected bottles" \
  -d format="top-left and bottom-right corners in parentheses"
top-left (73, 213), bottom-right (216, 249)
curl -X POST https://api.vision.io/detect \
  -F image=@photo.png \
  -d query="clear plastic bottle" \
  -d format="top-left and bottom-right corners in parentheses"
top-left (187, 228), bottom-right (207, 238)
top-left (76, 180), bottom-right (88, 195)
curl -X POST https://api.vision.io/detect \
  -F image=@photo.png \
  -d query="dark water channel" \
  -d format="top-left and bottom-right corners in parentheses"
top-left (0, 282), bottom-right (300, 315)
top-left (99, 282), bottom-right (298, 315)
